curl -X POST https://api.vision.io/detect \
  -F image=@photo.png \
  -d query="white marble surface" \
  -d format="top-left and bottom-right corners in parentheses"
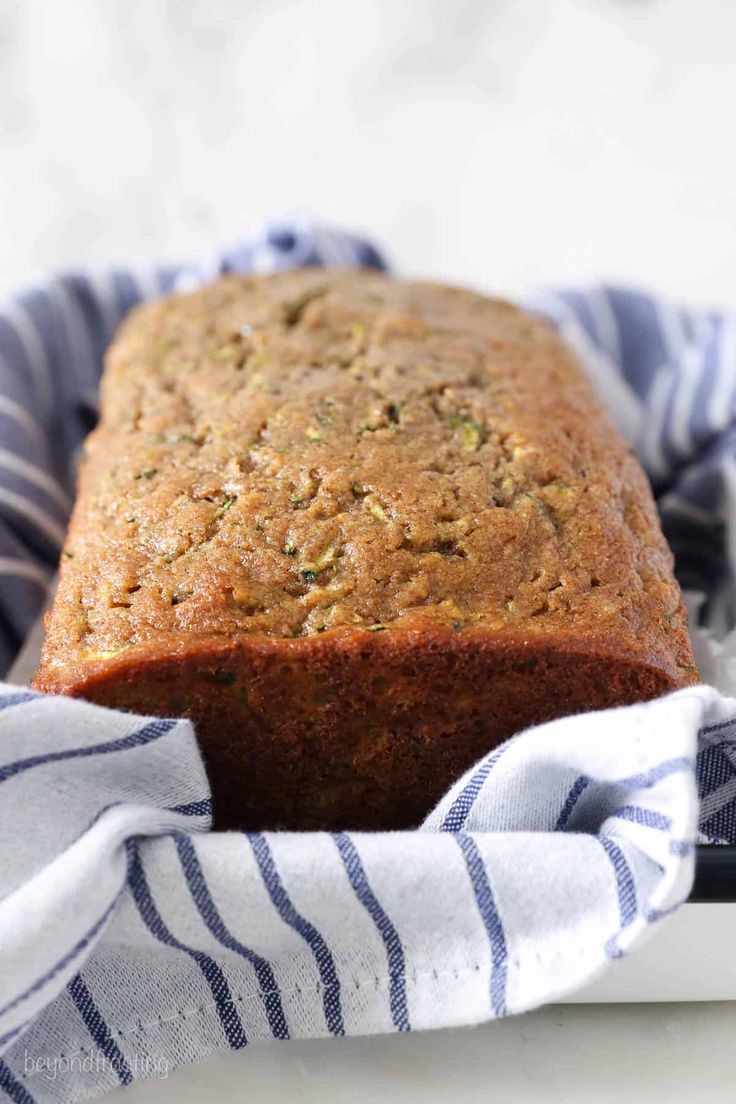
top-left (1, 0), bottom-right (735, 304)
top-left (100, 1001), bottom-right (736, 1104)
top-left (3, 2), bottom-right (736, 1100)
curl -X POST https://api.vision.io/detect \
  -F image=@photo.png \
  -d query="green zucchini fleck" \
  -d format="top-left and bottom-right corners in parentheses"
top-left (213, 497), bottom-right (235, 520)
top-left (449, 415), bottom-right (482, 451)
top-left (299, 546), bottom-right (336, 582)
top-left (314, 604), bottom-right (335, 634)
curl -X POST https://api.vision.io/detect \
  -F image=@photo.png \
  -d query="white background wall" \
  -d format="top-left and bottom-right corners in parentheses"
top-left (0, 0), bottom-right (734, 304)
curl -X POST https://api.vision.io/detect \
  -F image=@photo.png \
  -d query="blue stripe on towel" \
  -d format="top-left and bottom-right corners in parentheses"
top-left (0, 889), bottom-right (123, 1020)
top-left (440, 746), bottom-right (508, 832)
top-left (334, 833), bottom-right (410, 1032)
top-left (0, 1022), bottom-right (28, 1051)
top-left (611, 806), bottom-right (671, 831)
top-left (610, 757), bottom-right (694, 791)
top-left (599, 837), bottom-right (638, 930)
top-left (67, 974), bottom-right (132, 1086)
top-left (174, 835), bottom-right (289, 1040)
top-left (0, 691), bottom-right (38, 714)
top-left (605, 288), bottom-right (671, 396)
top-left (0, 718), bottom-right (177, 785)
top-left (0, 1060), bottom-right (36, 1104)
top-left (699, 714), bottom-right (736, 738)
top-left (126, 840), bottom-right (247, 1051)
top-left (167, 799), bottom-right (213, 818)
top-left (110, 271), bottom-right (144, 319)
top-left (248, 833), bottom-right (344, 1037)
top-left (554, 775), bottom-right (590, 831)
top-left (456, 834), bottom-right (507, 1016)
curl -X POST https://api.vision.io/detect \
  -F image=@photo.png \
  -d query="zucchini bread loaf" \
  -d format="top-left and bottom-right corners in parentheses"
top-left (34, 270), bottom-right (697, 829)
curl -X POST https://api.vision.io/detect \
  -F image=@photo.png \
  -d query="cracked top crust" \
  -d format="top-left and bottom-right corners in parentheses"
top-left (37, 268), bottom-right (695, 681)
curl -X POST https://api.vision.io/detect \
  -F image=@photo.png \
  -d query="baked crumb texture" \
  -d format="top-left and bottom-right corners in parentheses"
top-left (35, 270), bottom-right (697, 829)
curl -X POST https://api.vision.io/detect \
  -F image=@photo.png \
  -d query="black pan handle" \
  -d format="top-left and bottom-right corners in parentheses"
top-left (690, 846), bottom-right (736, 901)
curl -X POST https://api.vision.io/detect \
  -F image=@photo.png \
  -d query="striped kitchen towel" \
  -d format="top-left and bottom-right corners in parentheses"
top-left (0, 216), bottom-right (736, 1102)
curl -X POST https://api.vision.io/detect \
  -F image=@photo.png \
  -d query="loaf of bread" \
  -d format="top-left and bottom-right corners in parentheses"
top-left (34, 270), bottom-right (697, 829)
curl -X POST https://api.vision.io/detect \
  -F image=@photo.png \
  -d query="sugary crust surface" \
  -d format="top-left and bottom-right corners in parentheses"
top-left (34, 270), bottom-right (697, 828)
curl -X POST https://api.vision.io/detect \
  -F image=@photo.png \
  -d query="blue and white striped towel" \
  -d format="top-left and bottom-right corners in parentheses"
top-left (1, 216), bottom-right (736, 1103)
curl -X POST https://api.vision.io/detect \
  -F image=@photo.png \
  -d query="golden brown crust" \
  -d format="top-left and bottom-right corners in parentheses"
top-left (34, 269), bottom-right (697, 829)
